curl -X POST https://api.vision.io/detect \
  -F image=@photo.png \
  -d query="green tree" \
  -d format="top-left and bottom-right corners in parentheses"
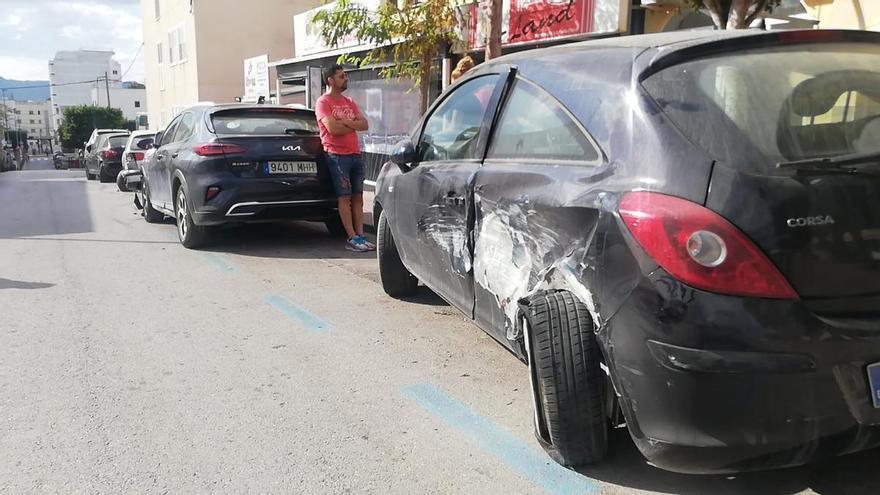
top-left (58, 106), bottom-right (126, 150)
top-left (311, 0), bottom-right (458, 113)
top-left (687, 0), bottom-right (782, 29)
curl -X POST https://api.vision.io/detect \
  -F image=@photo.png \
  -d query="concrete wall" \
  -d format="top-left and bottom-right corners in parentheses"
top-left (191, 0), bottom-right (320, 105)
top-left (90, 88), bottom-right (148, 121)
top-left (803, 0), bottom-right (880, 31)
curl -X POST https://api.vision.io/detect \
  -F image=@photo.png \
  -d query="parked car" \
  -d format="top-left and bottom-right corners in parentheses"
top-left (135, 104), bottom-right (340, 248)
top-left (374, 29), bottom-right (880, 474)
top-left (117, 131), bottom-right (156, 191)
top-left (84, 133), bottom-right (129, 182)
top-left (84, 128), bottom-right (129, 154)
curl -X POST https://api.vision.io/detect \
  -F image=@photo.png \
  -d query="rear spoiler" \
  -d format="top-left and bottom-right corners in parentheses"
top-left (638, 29), bottom-right (880, 82)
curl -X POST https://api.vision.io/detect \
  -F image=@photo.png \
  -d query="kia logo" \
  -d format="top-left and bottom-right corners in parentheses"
top-left (282, 145), bottom-right (301, 151)
top-left (786, 215), bottom-right (835, 227)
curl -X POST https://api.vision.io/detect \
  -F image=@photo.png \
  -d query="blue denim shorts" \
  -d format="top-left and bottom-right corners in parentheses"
top-left (326, 153), bottom-right (365, 197)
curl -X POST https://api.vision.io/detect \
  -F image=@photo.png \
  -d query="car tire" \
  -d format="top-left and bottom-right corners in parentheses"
top-left (324, 215), bottom-right (347, 237)
top-left (175, 186), bottom-right (209, 249)
top-left (525, 290), bottom-right (608, 467)
top-left (377, 209), bottom-right (418, 297)
top-left (142, 183), bottom-right (164, 223)
top-left (85, 168), bottom-right (95, 180)
top-left (116, 173), bottom-right (127, 191)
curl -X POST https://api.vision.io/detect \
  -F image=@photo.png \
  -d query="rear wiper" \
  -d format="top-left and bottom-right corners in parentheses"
top-left (284, 128), bottom-right (315, 135)
top-left (777, 151), bottom-right (880, 170)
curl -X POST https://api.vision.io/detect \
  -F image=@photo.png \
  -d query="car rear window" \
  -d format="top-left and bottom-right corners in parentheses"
top-left (642, 42), bottom-right (880, 173)
top-left (108, 136), bottom-right (129, 147)
top-left (211, 109), bottom-right (319, 135)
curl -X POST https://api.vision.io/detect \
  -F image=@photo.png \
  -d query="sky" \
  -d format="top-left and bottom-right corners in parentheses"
top-left (0, 0), bottom-right (144, 82)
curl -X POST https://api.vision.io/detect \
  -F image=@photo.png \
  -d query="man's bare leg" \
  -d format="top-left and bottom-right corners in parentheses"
top-left (352, 193), bottom-right (364, 237)
top-left (338, 195), bottom-right (357, 238)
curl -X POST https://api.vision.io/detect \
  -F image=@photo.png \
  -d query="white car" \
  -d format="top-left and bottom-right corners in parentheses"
top-left (116, 130), bottom-right (156, 192)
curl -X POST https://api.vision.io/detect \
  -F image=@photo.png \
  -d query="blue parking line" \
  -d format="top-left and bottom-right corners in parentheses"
top-left (201, 253), bottom-right (235, 273)
top-left (264, 294), bottom-right (334, 332)
top-left (402, 383), bottom-right (597, 495)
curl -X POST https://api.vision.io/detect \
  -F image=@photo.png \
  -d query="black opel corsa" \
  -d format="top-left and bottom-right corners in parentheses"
top-left (374, 29), bottom-right (880, 473)
top-left (135, 104), bottom-right (339, 248)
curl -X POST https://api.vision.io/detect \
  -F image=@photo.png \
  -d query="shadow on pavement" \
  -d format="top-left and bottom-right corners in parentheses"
top-left (0, 278), bottom-right (55, 290)
top-left (202, 220), bottom-right (378, 260)
top-left (400, 286), bottom-right (450, 307)
top-left (578, 428), bottom-right (880, 494)
top-left (0, 171), bottom-right (93, 238)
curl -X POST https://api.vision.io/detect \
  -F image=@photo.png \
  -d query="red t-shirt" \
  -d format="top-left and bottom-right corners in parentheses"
top-left (315, 93), bottom-right (362, 155)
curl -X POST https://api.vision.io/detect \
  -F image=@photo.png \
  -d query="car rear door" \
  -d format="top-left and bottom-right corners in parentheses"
top-left (152, 115), bottom-right (184, 209)
top-left (392, 72), bottom-right (508, 315)
top-left (472, 74), bottom-right (607, 343)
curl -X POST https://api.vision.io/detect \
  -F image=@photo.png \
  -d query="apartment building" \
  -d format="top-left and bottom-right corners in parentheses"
top-left (48, 51), bottom-right (123, 138)
top-left (6, 100), bottom-right (54, 152)
top-left (141, 0), bottom-right (322, 130)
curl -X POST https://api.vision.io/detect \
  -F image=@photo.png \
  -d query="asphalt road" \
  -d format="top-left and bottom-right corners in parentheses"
top-left (1, 157), bottom-right (879, 494)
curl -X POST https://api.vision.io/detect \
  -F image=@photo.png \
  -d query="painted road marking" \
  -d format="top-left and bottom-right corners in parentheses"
top-left (265, 294), bottom-right (334, 332)
top-left (201, 253), bottom-right (235, 273)
top-left (402, 383), bottom-right (597, 495)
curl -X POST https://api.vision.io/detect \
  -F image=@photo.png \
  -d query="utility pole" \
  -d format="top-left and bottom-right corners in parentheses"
top-left (104, 72), bottom-right (111, 109)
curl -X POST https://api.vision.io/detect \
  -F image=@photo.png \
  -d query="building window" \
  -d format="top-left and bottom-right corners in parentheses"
top-left (154, 0), bottom-right (160, 19)
top-left (156, 41), bottom-right (164, 64)
top-left (134, 101), bottom-right (141, 108)
top-left (28, 110), bottom-right (33, 115)
top-left (112, 70), bottom-right (118, 75)
top-left (36, 110), bottom-right (40, 115)
top-left (168, 25), bottom-right (187, 65)
top-left (29, 120), bottom-right (34, 124)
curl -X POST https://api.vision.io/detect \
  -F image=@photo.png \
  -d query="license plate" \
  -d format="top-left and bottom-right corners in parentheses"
top-left (266, 161), bottom-right (316, 175)
top-left (868, 362), bottom-right (880, 408)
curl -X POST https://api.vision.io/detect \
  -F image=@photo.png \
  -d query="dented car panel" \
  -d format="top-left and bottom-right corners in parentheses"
top-left (375, 29), bottom-right (880, 473)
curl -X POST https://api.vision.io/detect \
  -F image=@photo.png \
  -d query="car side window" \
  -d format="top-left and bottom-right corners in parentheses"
top-left (488, 78), bottom-right (600, 163)
top-left (418, 75), bottom-right (500, 162)
top-left (162, 118), bottom-right (182, 146)
top-left (172, 113), bottom-right (195, 143)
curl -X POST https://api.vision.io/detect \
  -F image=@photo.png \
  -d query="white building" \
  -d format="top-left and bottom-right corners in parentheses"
top-left (48, 50), bottom-right (123, 140)
top-left (90, 87), bottom-right (148, 121)
top-left (6, 100), bottom-right (54, 152)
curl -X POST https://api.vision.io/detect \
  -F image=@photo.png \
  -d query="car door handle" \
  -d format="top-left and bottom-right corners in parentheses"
top-left (444, 194), bottom-right (465, 207)
top-left (171, 152), bottom-right (179, 158)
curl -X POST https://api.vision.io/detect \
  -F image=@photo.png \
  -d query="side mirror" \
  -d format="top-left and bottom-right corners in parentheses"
top-left (390, 138), bottom-right (417, 165)
top-left (136, 138), bottom-right (154, 150)
top-left (152, 132), bottom-right (163, 148)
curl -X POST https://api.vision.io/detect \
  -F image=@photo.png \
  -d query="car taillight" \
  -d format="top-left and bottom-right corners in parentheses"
top-left (132, 151), bottom-right (145, 161)
top-left (618, 191), bottom-right (798, 300)
top-left (193, 143), bottom-right (246, 156)
top-left (103, 150), bottom-right (119, 159)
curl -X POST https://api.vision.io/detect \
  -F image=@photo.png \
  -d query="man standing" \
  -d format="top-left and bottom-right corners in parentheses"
top-left (315, 64), bottom-right (375, 252)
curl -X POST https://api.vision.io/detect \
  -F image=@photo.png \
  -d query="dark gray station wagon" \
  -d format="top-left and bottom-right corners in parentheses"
top-left (375, 29), bottom-right (880, 473)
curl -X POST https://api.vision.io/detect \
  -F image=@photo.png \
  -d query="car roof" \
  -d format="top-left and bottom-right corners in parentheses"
top-left (476, 29), bottom-right (880, 82)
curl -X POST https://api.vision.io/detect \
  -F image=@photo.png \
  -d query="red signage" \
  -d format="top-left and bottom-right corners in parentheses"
top-left (468, 0), bottom-right (596, 49)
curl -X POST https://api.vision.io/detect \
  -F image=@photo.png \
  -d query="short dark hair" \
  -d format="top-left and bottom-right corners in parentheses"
top-left (323, 64), bottom-right (345, 85)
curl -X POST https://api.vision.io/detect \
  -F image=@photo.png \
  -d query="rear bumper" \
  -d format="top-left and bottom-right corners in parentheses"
top-left (605, 274), bottom-right (880, 474)
top-left (100, 162), bottom-right (123, 177)
top-left (186, 172), bottom-right (338, 226)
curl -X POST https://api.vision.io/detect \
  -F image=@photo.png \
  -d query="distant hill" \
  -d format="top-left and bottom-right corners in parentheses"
top-left (0, 77), bottom-right (50, 102)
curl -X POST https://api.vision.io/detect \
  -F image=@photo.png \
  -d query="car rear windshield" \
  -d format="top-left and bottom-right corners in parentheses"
top-left (642, 42), bottom-right (880, 173)
top-left (108, 136), bottom-right (129, 148)
top-left (211, 109), bottom-right (319, 135)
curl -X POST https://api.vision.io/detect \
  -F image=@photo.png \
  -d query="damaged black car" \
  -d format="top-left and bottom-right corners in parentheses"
top-left (374, 29), bottom-right (880, 473)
